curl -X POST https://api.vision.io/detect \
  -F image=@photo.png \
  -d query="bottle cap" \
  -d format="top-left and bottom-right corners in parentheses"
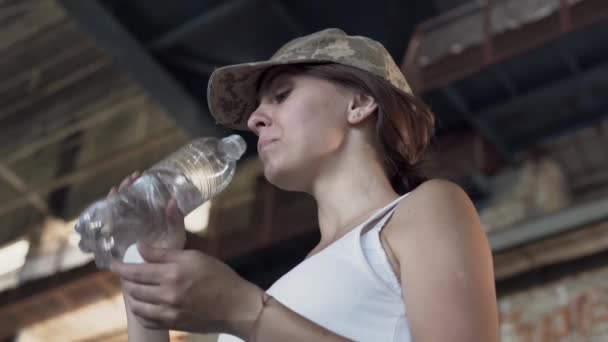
top-left (220, 134), bottom-right (247, 161)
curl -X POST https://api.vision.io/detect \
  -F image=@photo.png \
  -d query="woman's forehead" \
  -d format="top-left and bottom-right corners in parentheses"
top-left (259, 69), bottom-right (295, 93)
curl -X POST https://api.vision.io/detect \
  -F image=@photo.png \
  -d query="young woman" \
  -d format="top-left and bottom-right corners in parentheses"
top-left (110, 28), bottom-right (499, 341)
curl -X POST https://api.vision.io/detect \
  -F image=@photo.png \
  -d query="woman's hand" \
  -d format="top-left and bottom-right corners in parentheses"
top-left (110, 243), bottom-right (265, 337)
top-left (109, 171), bottom-right (186, 250)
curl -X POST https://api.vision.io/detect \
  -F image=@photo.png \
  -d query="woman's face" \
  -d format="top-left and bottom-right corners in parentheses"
top-left (247, 72), bottom-right (353, 191)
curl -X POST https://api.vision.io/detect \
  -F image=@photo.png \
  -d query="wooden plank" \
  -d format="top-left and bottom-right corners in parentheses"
top-left (0, 128), bottom-right (186, 216)
top-left (0, 163), bottom-right (49, 214)
top-left (58, 0), bottom-right (225, 138)
top-left (494, 220), bottom-right (608, 280)
top-left (2, 90), bottom-right (144, 165)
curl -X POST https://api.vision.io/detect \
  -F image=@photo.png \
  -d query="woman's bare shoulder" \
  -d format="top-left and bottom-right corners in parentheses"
top-left (385, 178), bottom-right (483, 246)
top-left (386, 185), bottom-right (498, 341)
top-left (410, 178), bottom-right (470, 203)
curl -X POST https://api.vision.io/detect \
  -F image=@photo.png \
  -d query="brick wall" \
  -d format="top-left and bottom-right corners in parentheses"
top-left (499, 265), bottom-right (608, 341)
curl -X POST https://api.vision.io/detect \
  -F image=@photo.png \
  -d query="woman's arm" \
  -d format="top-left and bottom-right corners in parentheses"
top-left (111, 245), bottom-right (352, 341)
top-left (233, 292), bottom-right (350, 341)
top-left (123, 287), bottom-right (170, 342)
top-left (387, 180), bottom-right (499, 342)
top-left (110, 179), bottom-right (497, 341)
top-left (234, 180), bottom-right (499, 341)
top-left (106, 173), bottom-right (183, 342)
top-left (107, 171), bottom-right (346, 340)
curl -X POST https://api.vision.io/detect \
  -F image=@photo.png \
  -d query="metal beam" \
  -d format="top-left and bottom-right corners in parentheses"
top-left (555, 43), bottom-right (582, 77)
top-left (58, 0), bottom-right (223, 138)
top-left (483, 59), bottom-right (608, 123)
top-left (149, 0), bottom-right (253, 50)
top-left (441, 86), bottom-right (513, 161)
top-left (265, 0), bottom-right (307, 36)
top-left (0, 164), bottom-right (49, 215)
top-left (491, 66), bottom-right (518, 98)
top-left (489, 195), bottom-right (608, 253)
top-left (164, 54), bottom-right (218, 76)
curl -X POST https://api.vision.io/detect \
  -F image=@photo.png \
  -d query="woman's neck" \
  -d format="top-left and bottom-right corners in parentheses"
top-left (310, 145), bottom-right (398, 250)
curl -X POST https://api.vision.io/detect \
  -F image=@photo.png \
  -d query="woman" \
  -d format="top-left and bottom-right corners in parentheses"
top-left (110, 28), bottom-right (499, 341)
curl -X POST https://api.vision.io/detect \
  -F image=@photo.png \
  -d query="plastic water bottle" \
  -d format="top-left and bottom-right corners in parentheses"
top-left (74, 135), bottom-right (247, 268)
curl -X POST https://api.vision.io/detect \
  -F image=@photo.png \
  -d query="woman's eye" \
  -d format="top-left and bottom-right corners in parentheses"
top-left (274, 89), bottom-right (290, 103)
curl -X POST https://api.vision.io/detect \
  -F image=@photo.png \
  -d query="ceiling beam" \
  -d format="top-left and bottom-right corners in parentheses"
top-left (2, 90), bottom-right (144, 165)
top-left (483, 59), bottom-right (608, 123)
top-left (164, 54), bottom-right (218, 76)
top-left (441, 86), bottom-right (513, 161)
top-left (0, 164), bottom-right (49, 215)
top-left (265, 0), bottom-right (308, 36)
top-left (58, 0), bottom-right (224, 138)
top-left (0, 58), bottom-right (110, 122)
top-left (149, 0), bottom-right (253, 50)
top-left (489, 194), bottom-right (608, 253)
top-left (0, 129), bottom-right (186, 217)
top-left (556, 42), bottom-right (582, 77)
top-left (491, 66), bottom-right (518, 98)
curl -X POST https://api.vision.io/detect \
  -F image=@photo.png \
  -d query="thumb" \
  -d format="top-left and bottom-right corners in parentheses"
top-left (137, 242), bottom-right (180, 263)
top-left (165, 198), bottom-right (184, 227)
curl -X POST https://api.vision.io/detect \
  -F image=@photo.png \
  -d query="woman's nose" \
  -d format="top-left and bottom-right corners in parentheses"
top-left (247, 106), bottom-right (271, 134)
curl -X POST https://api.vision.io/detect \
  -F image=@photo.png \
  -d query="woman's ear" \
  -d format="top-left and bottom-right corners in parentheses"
top-left (347, 93), bottom-right (378, 125)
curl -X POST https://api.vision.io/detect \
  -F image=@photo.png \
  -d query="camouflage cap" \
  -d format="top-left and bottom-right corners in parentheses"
top-left (207, 28), bottom-right (412, 130)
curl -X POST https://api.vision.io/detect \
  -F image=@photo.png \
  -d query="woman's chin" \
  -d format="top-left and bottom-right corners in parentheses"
top-left (263, 167), bottom-right (286, 188)
top-left (263, 166), bottom-right (305, 192)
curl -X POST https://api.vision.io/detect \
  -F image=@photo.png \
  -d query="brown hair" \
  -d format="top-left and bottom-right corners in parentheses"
top-left (259, 63), bottom-right (436, 194)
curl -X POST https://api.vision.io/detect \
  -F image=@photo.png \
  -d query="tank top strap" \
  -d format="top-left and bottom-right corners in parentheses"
top-left (361, 192), bottom-right (409, 236)
top-left (359, 192), bottom-right (410, 295)
top-left (372, 204), bottom-right (400, 233)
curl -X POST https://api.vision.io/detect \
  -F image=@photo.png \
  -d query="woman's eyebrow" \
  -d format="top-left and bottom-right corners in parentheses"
top-left (257, 74), bottom-right (290, 102)
top-left (257, 78), bottom-right (276, 103)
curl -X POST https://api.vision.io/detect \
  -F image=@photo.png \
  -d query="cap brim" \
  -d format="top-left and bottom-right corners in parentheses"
top-left (207, 59), bottom-right (327, 130)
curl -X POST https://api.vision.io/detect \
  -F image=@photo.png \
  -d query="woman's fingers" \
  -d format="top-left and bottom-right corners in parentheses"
top-left (118, 175), bottom-right (133, 191)
top-left (107, 171), bottom-right (140, 196)
top-left (130, 171), bottom-right (140, 180)
top-left (128, 297), bottom-right (179, 327)
top-left (124, 295), bottom-right (168, 329)
top-left (165, 198), bottom-right (185, 228)
top-left (110, 260), bottom-right (170, 285)
top-left (123, 281), bottom-right (177, 306)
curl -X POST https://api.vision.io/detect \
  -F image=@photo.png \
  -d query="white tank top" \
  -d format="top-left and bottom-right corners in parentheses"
top-left (218, 193), bottom-right (411, 342)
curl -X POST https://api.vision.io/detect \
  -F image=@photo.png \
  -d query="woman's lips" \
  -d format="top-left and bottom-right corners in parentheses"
top-left (258, 139), bottom-right (277, 153)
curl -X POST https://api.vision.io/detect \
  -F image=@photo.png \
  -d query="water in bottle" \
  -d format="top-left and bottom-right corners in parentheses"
top-left (74, 134), bottom-right (246, 268)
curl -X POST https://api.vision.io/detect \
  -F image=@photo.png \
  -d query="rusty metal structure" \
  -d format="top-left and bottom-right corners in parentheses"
top-left (403, 0), bottom-right (608, 161)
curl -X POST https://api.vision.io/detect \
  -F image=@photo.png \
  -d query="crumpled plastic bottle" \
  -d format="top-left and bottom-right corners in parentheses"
top-left (74, 134), bottom-right (247, 268)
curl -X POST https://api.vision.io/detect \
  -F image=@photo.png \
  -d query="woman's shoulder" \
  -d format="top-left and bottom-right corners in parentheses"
top-left (385, 178), bottom-right (484, 247)
top-left (400, 178), bottom-right (475, 217)
top-left (409, 178), bottom-right (470, 203)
